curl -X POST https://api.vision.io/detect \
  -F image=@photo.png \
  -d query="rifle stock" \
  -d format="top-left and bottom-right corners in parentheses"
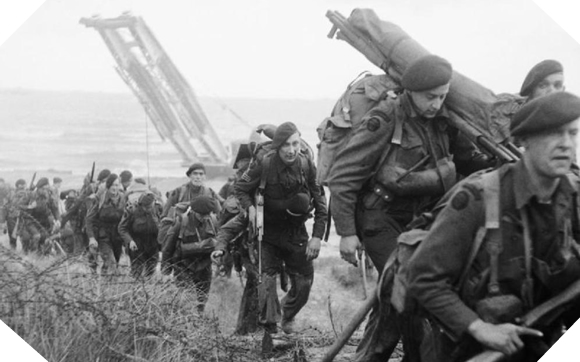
top-left (467, 278), bottom-right (580, 362)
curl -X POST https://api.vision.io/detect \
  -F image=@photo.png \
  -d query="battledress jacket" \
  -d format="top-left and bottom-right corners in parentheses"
top-left (406, 161), bottom-right (580, 341)
top-left (328, 92), bottom-right (491, 237)
top-left (234, 152), bottom-right (327, 244)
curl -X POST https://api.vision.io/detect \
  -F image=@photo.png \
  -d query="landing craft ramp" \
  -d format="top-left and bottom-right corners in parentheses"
top-left (80, 14), bottom-right (232, 171)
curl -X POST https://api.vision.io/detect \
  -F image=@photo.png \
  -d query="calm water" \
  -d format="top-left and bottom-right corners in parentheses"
top-left (0, 89), bottom-right (334, 178)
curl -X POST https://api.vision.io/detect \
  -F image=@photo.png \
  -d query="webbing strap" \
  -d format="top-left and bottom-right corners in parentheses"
top-left (457, 171), bottom-right (500, 290)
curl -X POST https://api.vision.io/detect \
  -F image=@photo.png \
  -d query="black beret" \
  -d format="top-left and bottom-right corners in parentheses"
top-left (138, 192), bottom-right (156, 207)
top-left (186, 163), bottom-right (205, 176)
top-left (105, 173), bottom-right (118, 189)
top-left (511, 92), bottom-right (580, 137)
top-left (36, 177), bottom-right (49, 189)
top-left (134, 177), bottom-right (146, 185)
top-left (271, 122), bottom-right (299, 149)
top-left (119, 170), bottom-right (133, 183)
top-left (53, 177), bottom-right (62, 184)
top-left (15, 179), bottom-right (26, 187)
top-left (190, 195), bottom-right (218, 215)
top-left (401, 55), bottom-right (453, 92)
top-left (97, 169), bottom-right (111, 182)
top-left (520, 60), bottom-right (563, 97)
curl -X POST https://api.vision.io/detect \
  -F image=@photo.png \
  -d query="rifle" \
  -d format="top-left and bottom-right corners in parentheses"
top-left (467, 278), bottom-right (580, 362)
top-left (255, 191), bottom-right (264, 283)
top-left (29, 172), bottom-right (37, 191)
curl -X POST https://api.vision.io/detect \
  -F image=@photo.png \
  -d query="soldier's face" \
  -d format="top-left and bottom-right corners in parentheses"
top-left (109, 178), bottom-right (121, 194)
top-left (278, 132), bottom-right (301, 165)
top-left (409, 83), bottom-right (450, 119)
top-left (189, 170), bottom-right (206, 187)
top-left (522, 118), bottom-right (579, 179)
top-left (531, 73), bottom-right (565, 100)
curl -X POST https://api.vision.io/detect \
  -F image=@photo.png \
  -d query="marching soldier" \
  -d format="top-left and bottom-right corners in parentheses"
top-left (118, 192), bottom-right (161, 279)
top-left (328, 55), bottom-right (493, 361)
top-left (234, 122), bottom-right (328, 334)
top-left (85, 174), bottom-right (125, 274)
top-left (408, 91), bottom-right (580, 361)
top-left (162, 195), bottom-right (220, 313)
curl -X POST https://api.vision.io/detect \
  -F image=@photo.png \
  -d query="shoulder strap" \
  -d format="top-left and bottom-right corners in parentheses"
top-left (457, 170), bottom-right (500, 290)
top-left (259, 151), bottom-right (275, 191)
top-left (178, 185), bottom-right (188, 203)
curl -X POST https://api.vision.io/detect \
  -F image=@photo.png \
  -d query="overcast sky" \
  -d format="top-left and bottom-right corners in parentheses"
top-left (0, 0), bottom-right (579, 99)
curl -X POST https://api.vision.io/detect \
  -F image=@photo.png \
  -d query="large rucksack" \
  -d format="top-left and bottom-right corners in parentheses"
top-left (389, 169), bottom-right (500, 314)
top-left (316, 72), bottom-right (401, 186)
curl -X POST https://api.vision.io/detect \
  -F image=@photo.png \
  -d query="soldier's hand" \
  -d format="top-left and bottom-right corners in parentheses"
top-left (306, 237), bottom-right (321, 260)
top-left (340, 235), bottom-right (361, 266)
top-left (468, 319), bottom-right (543, 356)
top-left (88, 237), bottom-right (98, 250)
top-left (211, 250), bottom-right (225, 264)
top-left (129, 240), bottom-right (138, 251)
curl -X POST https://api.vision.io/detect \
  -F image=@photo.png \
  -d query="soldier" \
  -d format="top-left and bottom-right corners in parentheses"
top-left (234, 122), bottom-right (328, 334)
top-left (162, 163), bottom-right (221, 218)
top-left (520, 59), bottom-right (564, 101)
top-left (20, 177), bottom-right (60, 254)
top-left (162, 195), bottom-right (220, 313)
top-left (328, 55), bottom-right (493, 361)
top-left (4, 179), bottom-right (27, 250)
top-left (85, 173), bottom-right (125, 274)
top-left (0, 178), bottom-right (10, 238)
top-left (407, 91), bottom-right (580, 361)
top-left (158, 163), bottom-right (221, 249)
top-left (118, 192), bottom-right (161, 279)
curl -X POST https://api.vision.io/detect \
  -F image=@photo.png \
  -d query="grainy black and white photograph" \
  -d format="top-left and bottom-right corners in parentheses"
top-left (0, 0), bottom-right (580, 361)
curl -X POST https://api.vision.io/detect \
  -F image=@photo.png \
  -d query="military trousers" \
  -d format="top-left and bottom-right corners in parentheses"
top-left (258, 237), bottom-right (313, 329)
top-left (129, 233), bottom-right (159, 279)
top-left (175, 258), bottom-right (212, 313)
top-left (354, 208), bottom-right (422, 362)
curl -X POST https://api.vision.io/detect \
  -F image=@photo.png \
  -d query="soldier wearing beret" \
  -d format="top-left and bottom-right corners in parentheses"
top-left (520, 59), bottom-right (565, 101)
top-left (328, 54), bottom-right (494, 361)
top-left (161, 163), bottom-right (222, 219)
top-left (233, 121), bottom-right (328, 334)
top-left (407, 91), bottom-right (580, 361)
top-left (162, 195), bottom-right (220, 313)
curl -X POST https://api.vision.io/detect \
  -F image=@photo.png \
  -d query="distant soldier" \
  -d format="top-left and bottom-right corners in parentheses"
top-left (85, 174), bottom-right (125, 274)
top-left (118, 191), bottom-right (161, 278)
top-left (520, 59), bottom-right (564, 101)
top-left (408, 92), bottom-right (580, 362)
top-left (4, 179), bottom-right (27, 250)
top-left (162, 195), bottom-right (220, 313)
top-left (21, 177), bottom-right (59, 254)
top-left (162, 163), bottom-right (222, 218)
top-left (51, 177), bottom-right (65, 215)
top-left (234, 122), bottom-right (328, 334)
top-left (0, 178), bottom-right (10, 236)
top-left (158, 163), bottom-right (221, 249)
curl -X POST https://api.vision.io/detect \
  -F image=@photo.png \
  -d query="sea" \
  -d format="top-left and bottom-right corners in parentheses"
top-left (0, 88), bottom-right (335, 180)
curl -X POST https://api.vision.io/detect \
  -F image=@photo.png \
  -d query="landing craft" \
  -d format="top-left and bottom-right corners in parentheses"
top-left (79, 14), bottom-right (248, 177)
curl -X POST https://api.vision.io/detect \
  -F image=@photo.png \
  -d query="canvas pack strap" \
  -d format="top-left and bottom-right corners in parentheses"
top-left (519, 207), bottom-right (535, 309)
top-left (457, 170), bottom-right (500, 291)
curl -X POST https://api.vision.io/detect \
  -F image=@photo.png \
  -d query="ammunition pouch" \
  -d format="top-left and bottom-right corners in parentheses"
top-left (475, 294), bottom-right (523, 325)
top-left (375, 157), bottom-right (456, 197)
top-left (179, 237), bottom-right (216, 257)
